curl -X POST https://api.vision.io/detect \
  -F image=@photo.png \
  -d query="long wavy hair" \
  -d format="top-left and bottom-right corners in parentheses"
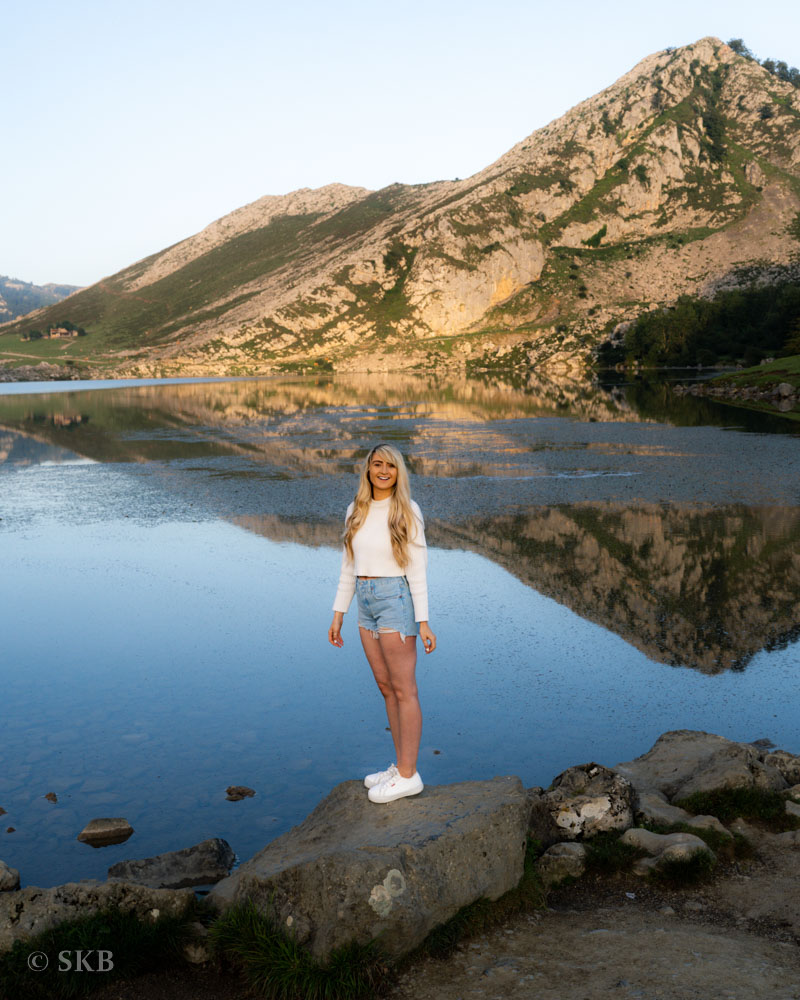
top-left (343, 443), bottom-right (417, 567)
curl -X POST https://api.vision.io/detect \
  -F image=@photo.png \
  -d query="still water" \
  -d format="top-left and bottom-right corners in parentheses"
top-left (1, 372), bottom-right (799, 888)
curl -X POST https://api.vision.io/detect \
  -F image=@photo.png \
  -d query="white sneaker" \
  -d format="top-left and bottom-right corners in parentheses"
top-left (364, 763), bottom-right (398, 789)
top-left (368, 771), bottom-right (424, 803)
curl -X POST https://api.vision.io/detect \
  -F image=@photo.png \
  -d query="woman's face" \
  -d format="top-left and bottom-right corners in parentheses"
top-left (368, 453), bottom-right (398, 497)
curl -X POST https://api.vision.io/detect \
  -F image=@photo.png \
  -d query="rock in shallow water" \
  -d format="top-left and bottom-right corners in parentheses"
top-left (77, 817), bottom-right (134, 847)
top-left (107, 838), bottom-right (236, 889)
top-left (208, 777), bottom-right (530, 960)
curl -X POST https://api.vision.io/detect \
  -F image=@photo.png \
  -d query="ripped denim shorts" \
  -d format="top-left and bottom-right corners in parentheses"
top-left (356, 576), bottom-right (418, 642)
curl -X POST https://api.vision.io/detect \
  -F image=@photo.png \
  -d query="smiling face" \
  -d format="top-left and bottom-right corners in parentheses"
top-left (368, 452), bottom-right (398, 499)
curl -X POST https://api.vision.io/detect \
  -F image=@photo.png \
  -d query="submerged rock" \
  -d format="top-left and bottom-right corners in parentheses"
top-left (108, 838), bottom-right (236, 889)
top-left (208, 776), bottom-right (529, 960)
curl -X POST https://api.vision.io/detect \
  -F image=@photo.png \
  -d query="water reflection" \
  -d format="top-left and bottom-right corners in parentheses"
top-left (233, 505), bottom-right (800, 675)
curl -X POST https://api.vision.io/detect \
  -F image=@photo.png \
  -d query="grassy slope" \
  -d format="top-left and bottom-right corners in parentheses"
top-left (713, 354), bottom-right (800, 388)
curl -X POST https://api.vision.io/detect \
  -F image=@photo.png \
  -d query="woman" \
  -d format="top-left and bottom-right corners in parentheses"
top-left (328, 443), bottom-right (436, 803)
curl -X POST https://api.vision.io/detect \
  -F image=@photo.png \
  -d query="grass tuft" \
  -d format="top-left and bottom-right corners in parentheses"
top-left (675, 787), bottom-right (800, 831)
top-left (650, 850), bottom-right (717, 888)
top-left (583, 831), bottom-right (646, 875)
top-left (208, 900), bottom-right (390, 1000)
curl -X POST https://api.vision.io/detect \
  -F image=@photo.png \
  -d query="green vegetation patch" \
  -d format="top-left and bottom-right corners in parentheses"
top-left (649, 849), bottom-right (717, 888)
top-left (713, 353), bottom-right (800, 391)
top-left (675, 787), bottom-right (800, 831)
top-left (210, 901), bottom-right (388, 1000)
top-left (0, 905), bottom-right (197, 1000)
top-left (617, 278), bottom-right (800, 367)
top-left (583, 831), bottom-right (646, 875)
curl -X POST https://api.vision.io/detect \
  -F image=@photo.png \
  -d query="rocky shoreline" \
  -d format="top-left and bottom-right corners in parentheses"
top-left (674, 377), bottom-right (799, 411)
top-left (2, 730), bottom-right (799, 977)
top-left (0, 362), bottom-right (84, 383)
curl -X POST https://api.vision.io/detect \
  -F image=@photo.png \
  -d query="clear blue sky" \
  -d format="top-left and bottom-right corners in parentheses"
top-left (3, 0), bottom-right (799, 287)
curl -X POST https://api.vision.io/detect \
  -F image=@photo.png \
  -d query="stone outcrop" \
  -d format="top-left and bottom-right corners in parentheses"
top-left (621, 828), bottom-right (716, 875)
top-left (539, 763), bottom-right (635, 840)
top-left (615, 730), bottom-right (789, 799)
top-left (0, 881), bottom-right (193, 954)
top-left (107, 838), bottom-right (236, 889)
top-left (0, 861), bottom-right (19, 893)
top-left (208, 777), bottom-right (530, 960)
top-left (535, 843), bottom-right (587, 887)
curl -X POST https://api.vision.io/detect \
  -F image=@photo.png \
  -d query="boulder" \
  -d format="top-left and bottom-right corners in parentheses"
top-left (0, 881), bottom-right (193, 954)
top-left (768, 750), bottom-right (800, 786)
top-left (208, 777), bottom-right (529, 960)
top-left (542, 763), bottom-right (634, 839)
top-left (615, 731), bottom-right (787, 800)
top-left (108, 838), bottom-right (236, 889)
top-left (77, 818), bottom-right (134, 847)
top-left (526, 787), bottom-right (563, 848)
top-left (0, 862), bottom-right (19, 893)
top-left (635, 791), bottom-right (729, 836)
top-left (535, 843), bottom-right (587, 888)
top-left (776, 382), bottom-right (795, 398)
top-left (622, 828), bottom-right (715, 876)
top-left (786, 801), bottom-right (800, 819)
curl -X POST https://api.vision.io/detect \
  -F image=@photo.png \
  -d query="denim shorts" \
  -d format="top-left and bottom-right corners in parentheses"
top-left (356, 576), bottom-right (418, 641)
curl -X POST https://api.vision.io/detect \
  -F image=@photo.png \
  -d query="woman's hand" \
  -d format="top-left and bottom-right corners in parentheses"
top-left (328, 612), bottom-right (344, 648)
top-left (419, 622), bottom-right (437, 654)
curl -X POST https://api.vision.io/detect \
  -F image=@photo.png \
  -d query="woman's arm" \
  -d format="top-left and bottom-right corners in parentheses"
top-left (328, 610), bottom-right (344, 648)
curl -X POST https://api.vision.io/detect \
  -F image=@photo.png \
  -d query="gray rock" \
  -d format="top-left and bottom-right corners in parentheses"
top-left (208, 777), bottom-right (529, 960)
top-left (535, 843), bottom-right (587, 888)
top-left (685, 814), bottom-right (731, 837)
top-left (0, 881), bottom-right (193, 954)
top-left (526, 787), bottom-right (562, 847)
top-left (182, 921), bottom-right (211, 964)
top-left (784, 784), bottom-right (800, 802)
top-left (623, 828), bottom-right (715, 876)
top-left (785, 800), bottom-right (800, 819)
top-left (776, 382), bottom-right (795, 398)
top-left (0, 862), bottom-right (20, 893)
top-left (77, 817), bottom-right (134, 847)
top-left (108, 838), bottom-right (236, 889)
top-left (543, 763), bottom-right (634, 839)
top-left (615, 730), bottom-right (787, 800)
top-left (636, 790), bottom-right (693, 826)
top-left (769, 750), bottom-right (800, 786)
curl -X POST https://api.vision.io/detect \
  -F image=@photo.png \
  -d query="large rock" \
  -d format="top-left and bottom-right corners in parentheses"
top-left (208, 777), bottom-right (529, 960)
top-left (768, 750), bottom-right (800, 786)
top-left (615, 731), bottom-right (787, 800)
top-left (541, 763), bottom-right (634, 839)
top-left (0, 881), bottom-right (193, 954)
top-left (107, 838), bottom-right (236, 889)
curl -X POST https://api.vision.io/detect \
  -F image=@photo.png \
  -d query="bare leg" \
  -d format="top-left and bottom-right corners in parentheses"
top-left (377, 630), bottom-right (421, 779)
top-left (359, 627), bottom-right (401, 761)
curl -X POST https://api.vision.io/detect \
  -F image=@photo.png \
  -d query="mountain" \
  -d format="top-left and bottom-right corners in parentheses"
top-left (1, 37), bottom-right (799, 377)
top-left (0, 276), bottom-right (81, 322)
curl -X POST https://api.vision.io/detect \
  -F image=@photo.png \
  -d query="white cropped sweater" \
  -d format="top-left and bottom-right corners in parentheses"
top-left (332, 497), bottom-right (429, 622)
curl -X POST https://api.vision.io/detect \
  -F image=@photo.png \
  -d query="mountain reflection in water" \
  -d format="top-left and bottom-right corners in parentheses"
top-left (232, 505), bottom-right (800, 675)
top-left (2, 372), bottom-right (799, 677)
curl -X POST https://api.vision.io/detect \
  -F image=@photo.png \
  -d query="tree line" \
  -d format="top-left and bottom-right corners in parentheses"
top-left (599, 279), bottom-right (800, 368)
top-left (727, 38), bottom-right (800, 89)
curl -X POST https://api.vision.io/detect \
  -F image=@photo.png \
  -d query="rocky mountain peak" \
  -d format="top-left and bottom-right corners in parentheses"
top-left (2, 37), bottom-right (798, 377)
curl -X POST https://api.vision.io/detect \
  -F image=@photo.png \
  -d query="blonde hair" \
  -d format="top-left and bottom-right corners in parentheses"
top-left (343, 443), bottom-right (418, 567)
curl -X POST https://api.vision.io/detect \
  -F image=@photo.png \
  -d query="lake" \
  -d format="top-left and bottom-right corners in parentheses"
top-left (1, 371), bottom-right (799, 889)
